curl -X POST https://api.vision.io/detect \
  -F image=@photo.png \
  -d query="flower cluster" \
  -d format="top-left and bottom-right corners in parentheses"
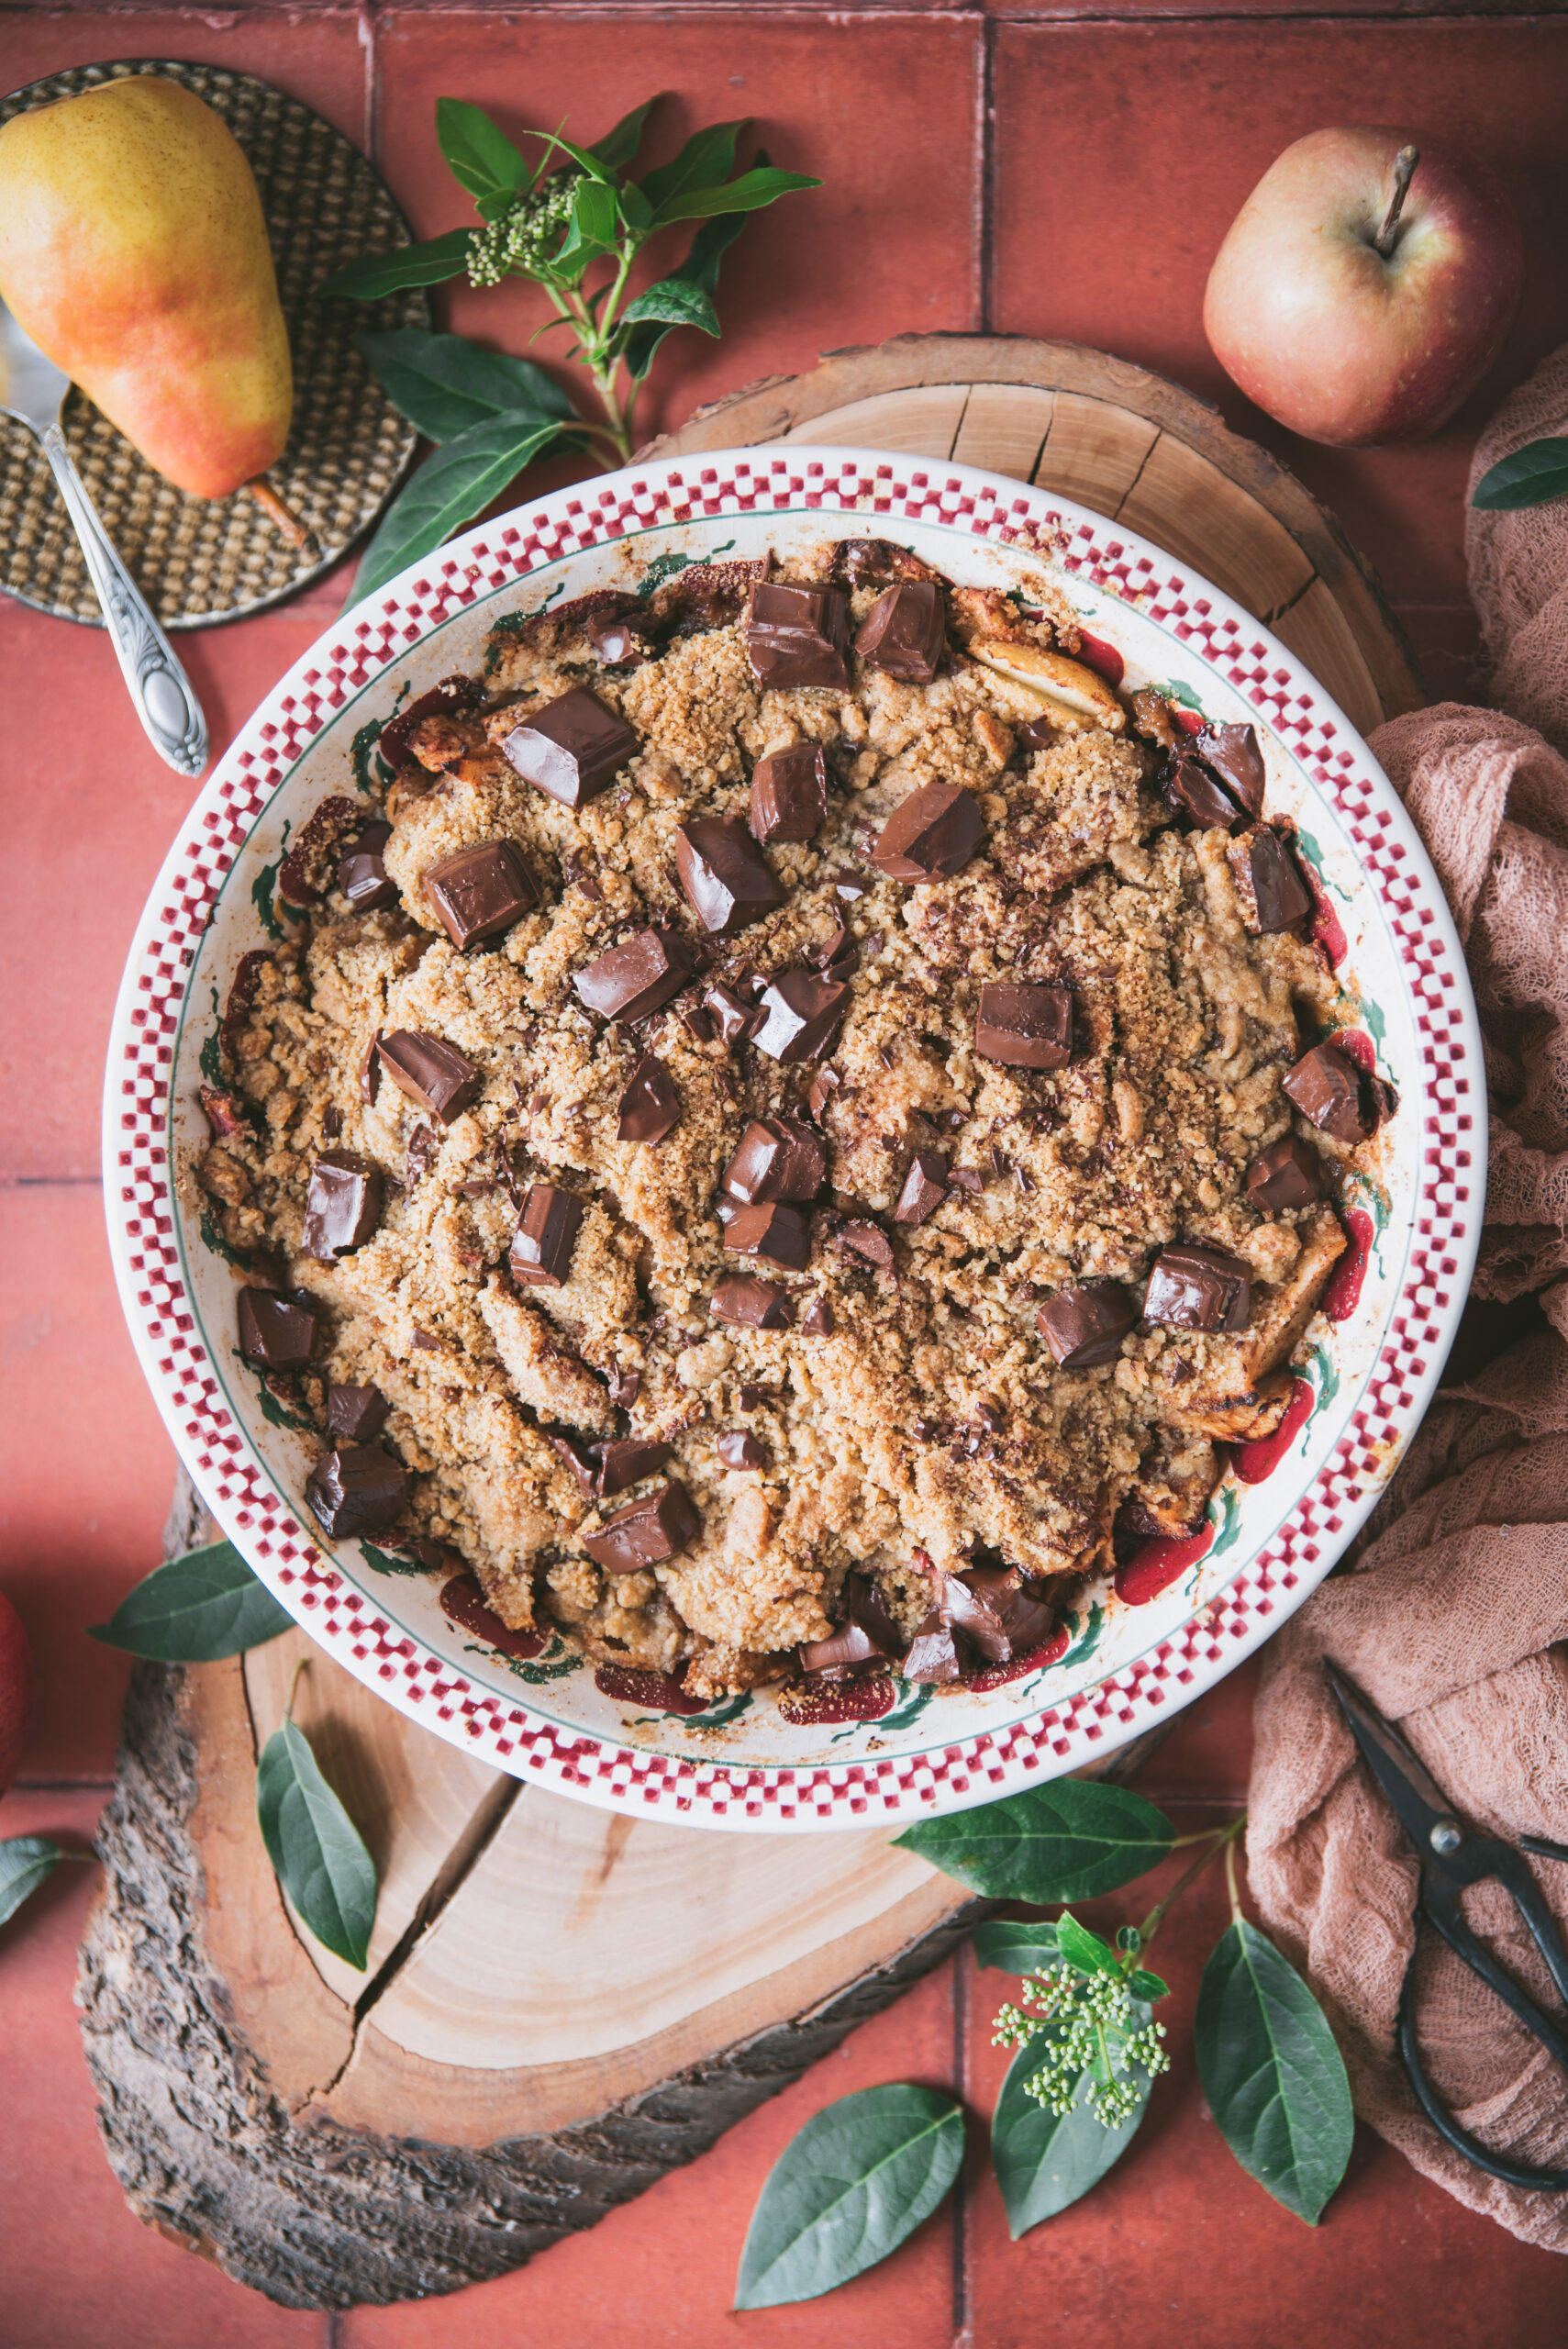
top-left (994, 1963), bottom-right (1170, 2132)
top-left (466, 171), bottom-right (584, 289)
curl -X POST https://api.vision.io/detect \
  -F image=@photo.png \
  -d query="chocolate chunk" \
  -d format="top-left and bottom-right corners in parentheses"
top-left (975, 981), bottom-right (1073, 1070)
top-left (302, 1152), bottom-right (383, 1261)
top-left (800, 1292), bottom-right (835, 1335)
top-left (617, 1052), bottom-right (681, 1143)
top-left (304, 1443), bottom-right (409, 1540)
top-left (742, 581), bottom-right (851, 690)
top-left (871, 782), bottom-right (986, 882)
top-left (1228, 827), bottom-right (1311, 934)
top-left (1144, 1243), bottom-right (1252, 1333)
top-left (339, 821), bottom-right (399, 913)
top-left (808, 1066), bottom-right (841, 1121)
top-left (674, 817), bottom-right (786, 935)
top-left (509, 1183), bottom-right (584, 1287)
top-left (607, 1367), bottom-right (640, 1408)
top-left (853, 579), bottom-right (945, 684)
top-left (406, 1122), bottom-right (439, 1185)
top-left (328, 1382), bottom-right (388, 1442)
top-left (359, 1033), bottom-right (382, 1107)
top-left (377, 1030), bottom-right (482, 1123)
top-left (1017, 716), bottom-right (1057, 756)
top-left (575, 928), bottom-right (693, 1023)
top-left (725, 1201), bottom-right (811, 1271)
top-left (378, 674), bottom-right (482, 774)
top-left (583, 1480), bottom-right (700, 1573)
top-left (322, 1105), bottom-right (343, 1142)
top-left (500, 687), bottom-right (639, 808)
top-left (238, 1288), bottom-right (319, 1367)
top-left (950, 1566), bottom-right (1054, 1664)
top-left (895, 1149), bottom-right (949, 1226)
top-left (835, 1219), bottom-right (895, 1271)
top-left (948, 1165), bottom-right (983, 1194)
top-left (1038, 1281), bottom-right (1137, 1367)
top-left (550, 1433), bottom-right (602, 1502)
top-left (1245, 1132), bottom-right (1325, 1213)
top-left (1164, 753), bottom-right (1242, 829)
top-left (424, 838), bottom-right (538, 950)
top-left (199, 1083), bottom-right (248, 1141)
top-left (751, 744), bottom-right (828, 844)
top-left (1196, 722), bottom-right (1265, 818)
top-left (717, 1429), bottom-right (768, 1471)
top-left (799, 1618), bottom-right (884, 1676)
top-left (738, 1382), bottom-right (773, 1409)
top-left (800, 1571), bottom-right (902, 1675)
top-left (703, 981), bottom-right (762, 1046)
top-left (711, 1273), bottom-right (795, 1330)
top-left (750, 968), bottom-right (851, 1063)
top-left (721, 1116), bottom-right (827, 1204)
top-left (597, 1438), bottom-right (674, 1497)
top-left (903, 1608), bottom-right (962, 1685)
top-left (1282, 1042), bottom-right (1374, 1144)
top-left (586, 612), bottom-right (642, 664)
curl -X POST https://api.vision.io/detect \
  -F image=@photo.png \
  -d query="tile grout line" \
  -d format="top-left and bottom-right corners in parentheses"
top-left (951, 1943), bottom-right (970, 2345)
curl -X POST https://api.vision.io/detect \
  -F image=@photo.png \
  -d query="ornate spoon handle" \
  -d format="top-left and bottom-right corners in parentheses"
top-left (39, 422), bottom-right (208, 777)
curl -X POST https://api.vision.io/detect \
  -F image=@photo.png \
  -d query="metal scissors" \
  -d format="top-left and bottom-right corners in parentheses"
top-left (1326, 1659), bottom-right (1568, 2190)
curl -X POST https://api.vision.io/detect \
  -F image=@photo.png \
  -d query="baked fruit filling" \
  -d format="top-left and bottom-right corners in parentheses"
top-left (197, 538), bottom-right (1391, 1708)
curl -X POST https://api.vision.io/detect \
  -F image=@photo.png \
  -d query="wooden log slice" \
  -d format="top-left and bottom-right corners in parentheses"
top-left (639, 332), bottom-right (1425, 738)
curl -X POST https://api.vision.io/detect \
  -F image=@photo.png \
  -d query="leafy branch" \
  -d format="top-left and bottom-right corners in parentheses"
top-left (318, 95), bottom-right (819, 603)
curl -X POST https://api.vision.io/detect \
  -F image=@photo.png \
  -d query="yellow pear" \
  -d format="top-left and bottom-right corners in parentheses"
top-left (0, 77), bottom-right (292, 498)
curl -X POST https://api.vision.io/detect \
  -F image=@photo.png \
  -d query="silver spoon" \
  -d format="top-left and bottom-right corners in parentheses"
top-left (0, 296), bottom-right (207, 775)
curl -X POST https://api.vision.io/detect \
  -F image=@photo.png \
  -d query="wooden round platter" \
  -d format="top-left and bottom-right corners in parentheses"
top-left (79, 339), bottom-right (1423, 2310)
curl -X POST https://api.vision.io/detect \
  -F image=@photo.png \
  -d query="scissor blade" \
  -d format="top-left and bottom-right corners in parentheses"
top-left (1324, 1660), bottom-right (1462, 1852)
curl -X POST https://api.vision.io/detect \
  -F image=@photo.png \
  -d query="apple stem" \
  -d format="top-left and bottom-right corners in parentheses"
top-left (246, 476), bottom-right (320, 563)
top-left (1374, 145), bottom-right (1420, 259)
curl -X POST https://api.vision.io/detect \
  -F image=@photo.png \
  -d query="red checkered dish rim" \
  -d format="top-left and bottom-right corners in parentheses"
top-left (102, 448), bottom-right (1482, 1831)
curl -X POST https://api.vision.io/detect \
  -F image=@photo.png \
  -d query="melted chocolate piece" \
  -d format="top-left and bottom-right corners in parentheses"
top-left (339, 821), bottom-right (398, 913)
top-left (704, 981), bottom-right (763, 1046)
top-left (800, 1570), bottom-right (902, 1675)
top-left (674, 817), bottom-right (786, 935)
top-left (406, 1122), bottom-right (439, 1185)
top-left (853, 579), bottom-right (945, 684)
top-left (238, 1288), bottom-right (319, 1367)
top-left (583, 1480), bottom-right (700, 1573)
top-left (574, 928), bottom-right (693, 1022)
top-left (750, 744), bottom-right (828, 844)
top-left (721, 1117), bottom-right (826, 1204)
top-left (377, 1030), bottom-right (482, 1123)
top-left (424, 838), bottom-right (538, 950)
top-left (1144, 1243), bottom-right (1252, 1332)
top-left (750, 969), bottom-right (851, 1063)
top-left (717, 1429), bottom-right (768, 1471)
top-left (711, 1273), bottom-right (795, 1330)
top-left (586, 612), bottom-right (643, 664)
top-left (550, 1433), bottom-right (602, 1502)
top-left (1228, 827), bottom-right (1311, 934)
top-left (617, 1052), bottom-right (681, 1143)
top-left (302, 1152), bottom-right (383, 1261)
top-left (509, 1183), bottom-right (584, 1287)
top-left (1165, 753), bottom-right (1243, 830)
top-left (1245, 1132), bottom-right (1325, 1212)
top-left (1037, 1281), bottom-right (1137, 1368)
top-left (835, 1219), bottom-right (895, 1271)
top-left (975, 981), bottom-right (1073, 1070)
top-left (742, 581), bottom-right (851, 690)
top-left (327, 1382), bottom-right (388, 1442)
top-left (725, 1201), bottom-right (811, 1271)
top-left (304, 1443), bottom-right (409, 1539)
top-left (808, 1066), bottom-right (841, 1121)
top-left (378, 674), bottom-right (482, 774)
top-left (903, 1608), bottom-right (962, 1685)
top-left (1197, 722), bottom-right (1265, 818)
top-left (871, 782), bottom-right (986, 882)
top-left (1282, 1042), bottom-right (1374, 1143)
top-left (800, 1292), bottom-right (835, 1335)
top-left (895, 1149), bottom-right (949, 1226)
top-left (198, 1083), bottom-right (248, 1141)
top-left (500, 687), bottom-right (639, 808)
top-left (597, 1437), bottom-right (674, 1497)
top-left (359, 1033), bottom-right (382, 1107)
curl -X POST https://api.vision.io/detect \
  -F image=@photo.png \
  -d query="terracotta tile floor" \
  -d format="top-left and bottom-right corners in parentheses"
top-left (5, 4), bottom-right (1568, 2342)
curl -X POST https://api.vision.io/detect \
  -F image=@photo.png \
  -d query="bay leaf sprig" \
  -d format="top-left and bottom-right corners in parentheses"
top-left (320, 95), bottom-right (819, 604)
top-left (87, 1540), bottom-right (294, 1662)
top-left (1472, 437), bottom-right (1568, 511)
top-left (256, 1661), bottom-right (379, 1971)
top-left (0, 1835), bottom-right (71, 1927)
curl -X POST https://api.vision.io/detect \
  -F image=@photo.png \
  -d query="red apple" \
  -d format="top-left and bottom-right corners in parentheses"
top-left (0, 1589), bottom-right (34, 1797)
top-left (1203, 126), bottom-right (1524, 447)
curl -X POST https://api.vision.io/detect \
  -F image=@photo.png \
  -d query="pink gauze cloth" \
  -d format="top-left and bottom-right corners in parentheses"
top-left (1246, 448), bottom-right (1568, 2249)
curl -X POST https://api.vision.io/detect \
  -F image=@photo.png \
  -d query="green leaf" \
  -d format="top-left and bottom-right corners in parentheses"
top-left (256, 1715), bottom-right (378, 1970)
top-left (1195, 1920), bottom-right (1353, 2224)
top-left (87, 1542), bottom-right (294, 1661)
top-left (436, 96), bottom-right (529, 202)
top-left (620, 277), bottom-right (719, 340)
top-left (895, 1779), bottom-right (1174, 1903)
top-left (1056, 1911), bottom-right (1123, 1978)
top-left (531, 126), bottom-right (614, 186)
top-left (991, 2021), bottom-right (1151, 2238)
top-left (1472, 437), bottom-right (1568, 512)
top-left (973, 1920), bottom-right (1062, 1973)
top-left (553, 175), bottom-right (623, 282)
top-left (1127, 1966), bottom-right (1171, 2001)
top-left (354, 328), bottom-right (574, 442)
top-left (318, 229), bottom-right (473, 302)
top-left (650, 163), bottom-right (821, 230)
top-left (734, 2084), bottom-right (964, 2310)
top-left (620, 206), bottom-right (749, 381)
top-left (589, 94), bottom-right (662, 172)
top-left (350, 410), bottom-right (577, 607)
top-left (0, 1837), bottom-right (63, 1927)
top-left (639, 118), bottom-right (745, 218)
